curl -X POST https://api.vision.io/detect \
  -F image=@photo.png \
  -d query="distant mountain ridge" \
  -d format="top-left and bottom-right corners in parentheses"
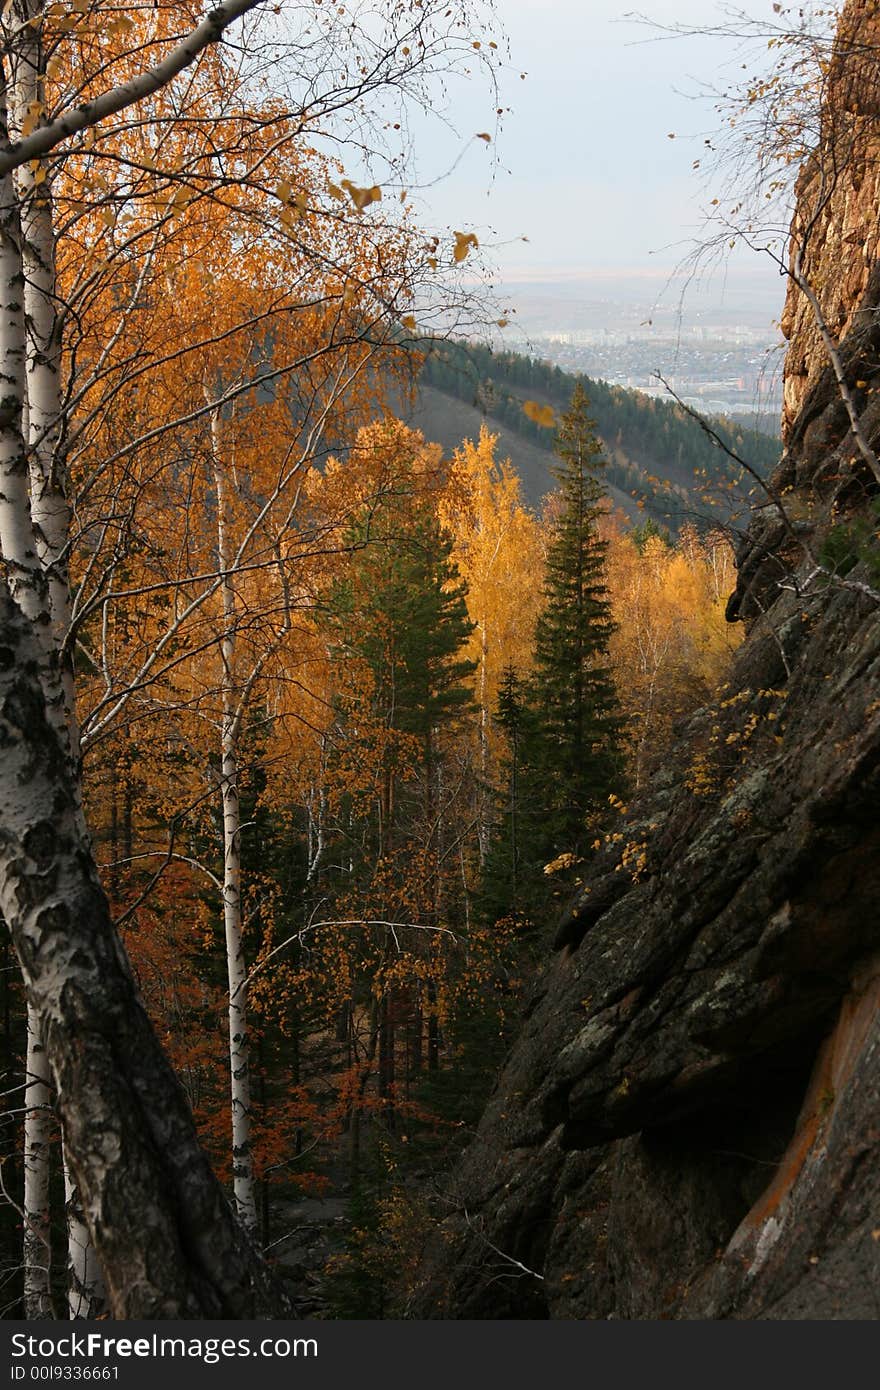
top-left (403, 339), bottom-right (780, 529)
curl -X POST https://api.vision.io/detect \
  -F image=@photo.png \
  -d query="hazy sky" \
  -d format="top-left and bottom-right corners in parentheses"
top-left (411, 0), bottom-right (785, 311)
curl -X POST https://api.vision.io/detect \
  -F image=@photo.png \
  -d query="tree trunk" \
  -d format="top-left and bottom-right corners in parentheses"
top-left (22, 1004), bottom-right (52, 1318)
top-left (349, 994), bottom-right (380, 1181)
top-left (378, 992), bottom-right (396, 1129)
top-left (210, 405), bottom-right (257, 1233)
top-left (427, 981), bottom-right (440, 1075)
top-left (220, 722), bottom-right (258, 1231)
top-left (0, 587), bottom-right (289, 1317)
top-left (64, 1159), bottom-right (106, 1319)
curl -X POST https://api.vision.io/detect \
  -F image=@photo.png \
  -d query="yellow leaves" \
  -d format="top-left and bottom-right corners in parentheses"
top-left (476, 132), bottom-right (492, 143)
top-left (523, 399), bottom-right (556, 429)
top-left (106, 13), bottom-right (133, 36)
top-left (401, 315), bottom-right (418, 332)
top-left (341, 179), bottom-right (382, 212)
top-left (452, 230), bottom-right (478, 263)
top-left (496, 318), bottom-right (509, 328)
top-left (324, 178), bottom-right (383, 212)
top-left (685, 751), bottom-right (719, 798)
top-left (543, 852), bottom-right (578, 875)
top-left (274, 182), bottom-right (309, 227)
top-left (620, 838), bottom-right (648, 882)
top-left (440, 425), bottom-right (543, 724)
top-left (21, 100), bottom-right (44, 139)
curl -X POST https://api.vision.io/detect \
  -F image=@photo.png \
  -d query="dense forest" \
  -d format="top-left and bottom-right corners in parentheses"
top-left (0, 379), bottom-right (739, 1313)
top-left (418, 339), bottom-right (781, 525)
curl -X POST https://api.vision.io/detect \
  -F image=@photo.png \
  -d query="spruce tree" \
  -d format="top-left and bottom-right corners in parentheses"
top-left (526, 383), bottom-right (624, 862)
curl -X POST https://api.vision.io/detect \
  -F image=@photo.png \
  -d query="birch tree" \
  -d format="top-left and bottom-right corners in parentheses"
top-left (0, 0), bottom-right (499, 1317)
top-left (439, 426), bottom-right (543, 861)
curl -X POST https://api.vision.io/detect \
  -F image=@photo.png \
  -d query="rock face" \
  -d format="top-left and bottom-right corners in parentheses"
top-left (781, 0), bottom-right (880, 438)
top-left (413, 0), bottom-right (880, 1320)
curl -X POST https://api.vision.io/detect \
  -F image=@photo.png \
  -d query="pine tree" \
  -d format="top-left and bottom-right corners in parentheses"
top-left (310, 425), bottom-right (477, 1165)
top-left (526, 384), bottom-right (625, 861)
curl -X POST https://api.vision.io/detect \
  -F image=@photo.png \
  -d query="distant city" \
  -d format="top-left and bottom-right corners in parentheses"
top-left (494, 272), bottom-right (788, 435)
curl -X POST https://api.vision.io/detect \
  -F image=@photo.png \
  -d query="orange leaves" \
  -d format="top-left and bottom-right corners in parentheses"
top-left (523, 399), bottom-right (557, 429)
top-left (317, 173), bottom-right (386, 212)
top-left (340, 178), bottom-right (382, 212)
top-left (452, 230), bottom-right (479, 263)
top-left (20, 100), bottom-right (45, 139)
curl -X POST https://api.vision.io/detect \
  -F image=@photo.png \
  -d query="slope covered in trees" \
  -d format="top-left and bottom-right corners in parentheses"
top-left (0, 380), bottom-right (741, 1314)
top-left (415, 339), bottom-right (780, 527)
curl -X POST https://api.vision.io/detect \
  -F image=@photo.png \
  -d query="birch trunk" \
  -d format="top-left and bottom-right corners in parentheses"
top-left (210, 405), bottom-right (257, 1232)
top-left (22, 1003), bottom-right (51, 1319)
top-left (0, 76), bottom-right (39, 627)
top-left (63, 1159), bottom-right (106, 1319)
top-left (0, 586), bottom-right (288, 1316)
top-left (10, 1), bottom-right (71, 650)
top-left (220, 719), bottom-right (258, 1232)
top-left (9, 7), bottom-right (93, 1311)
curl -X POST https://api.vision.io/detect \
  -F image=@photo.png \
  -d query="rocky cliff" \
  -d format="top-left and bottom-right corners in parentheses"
top-left (412, 0), bottom-right (880, 1320)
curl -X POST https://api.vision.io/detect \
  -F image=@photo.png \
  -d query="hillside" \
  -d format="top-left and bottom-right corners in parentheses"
top-left (403, 383), bottom-right (641, 520)
top-left (409, 340), bottom-right (780, 528)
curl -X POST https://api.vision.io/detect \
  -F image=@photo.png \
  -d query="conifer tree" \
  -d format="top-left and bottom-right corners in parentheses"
top-left (525, 384), bottom-right (625, 862)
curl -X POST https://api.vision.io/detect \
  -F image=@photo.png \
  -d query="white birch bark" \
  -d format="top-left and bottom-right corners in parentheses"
top-left (7, 5), bottom-right (95, 1310)
top-left (0, 71), bottom-right (38, 623)
top-left (210, 403), bottom-right (257, 1232)
top-left (63, 1159), bottom-right (106, 1319)
top-left (9, 2), bottom-right (70, 638)
top-left (22, 1003), bottom-right (51, 1318)
top-left (0, 53), bottom-right (67, 745)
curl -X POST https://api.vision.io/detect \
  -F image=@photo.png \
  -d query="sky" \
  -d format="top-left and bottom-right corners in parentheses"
top-left (408, 0), bottom-right (787, 320)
